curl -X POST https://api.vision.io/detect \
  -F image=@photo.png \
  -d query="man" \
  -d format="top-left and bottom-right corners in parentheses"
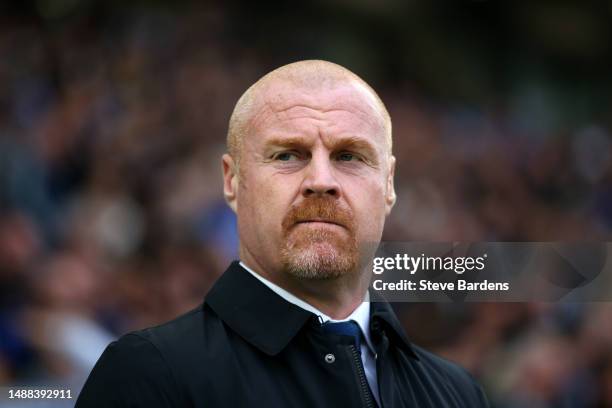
top-left (76, 60), bottom-right (489, 407)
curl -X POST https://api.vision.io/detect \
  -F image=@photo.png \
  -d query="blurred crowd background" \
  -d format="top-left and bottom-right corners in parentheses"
top-left (1, 0), bottom-right (612, 406)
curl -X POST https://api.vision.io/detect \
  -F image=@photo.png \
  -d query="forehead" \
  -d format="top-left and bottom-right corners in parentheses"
top-left (248, 81), bottom-right (387, 146)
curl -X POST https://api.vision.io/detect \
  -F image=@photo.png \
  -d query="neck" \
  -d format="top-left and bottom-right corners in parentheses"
top-left (240, 250), bottom-right (369, 320)
top-left (281, 273), bottom-right (370, 319)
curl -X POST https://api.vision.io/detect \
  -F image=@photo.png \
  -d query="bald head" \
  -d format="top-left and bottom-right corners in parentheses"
top-left (222, 60), bottom-right (398, 288)
top-left (227, 60), bottom-right (392, 165)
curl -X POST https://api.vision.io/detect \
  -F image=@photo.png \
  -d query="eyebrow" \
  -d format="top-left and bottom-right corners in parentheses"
top-left (264, 135), bottom-right (379, 157)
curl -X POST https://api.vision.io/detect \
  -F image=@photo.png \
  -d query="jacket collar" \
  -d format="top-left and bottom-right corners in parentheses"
top-left (205, 261), bottom-right (418, 359)
top-left (369, 291), bottom-right (419, 360)
top-left (205, 261), bottom-right (314, 356)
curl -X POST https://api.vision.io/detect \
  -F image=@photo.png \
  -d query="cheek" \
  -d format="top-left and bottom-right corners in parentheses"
top-left (237, 172), bottom-right (297, 232)
top-left (345, 178), bottom-right (388, 239)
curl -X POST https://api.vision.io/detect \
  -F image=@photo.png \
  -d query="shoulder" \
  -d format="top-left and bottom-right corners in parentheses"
top-left (410, 344), bottom-right (489, 407)
top-left (135, 305), bottom-right (208, 350)
top-left (128, 304), bottom-right (222, 379)
top-left (76, 305), bottom-right (213, 407)
top-left (76, 333), bottom-right (181, 407)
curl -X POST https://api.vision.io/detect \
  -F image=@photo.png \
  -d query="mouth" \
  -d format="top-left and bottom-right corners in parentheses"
top-left (295, 219), bottom-right (345, 228)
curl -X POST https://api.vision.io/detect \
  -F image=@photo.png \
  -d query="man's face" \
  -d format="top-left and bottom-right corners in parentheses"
top-left (223, 80), bottom-right (395, 280)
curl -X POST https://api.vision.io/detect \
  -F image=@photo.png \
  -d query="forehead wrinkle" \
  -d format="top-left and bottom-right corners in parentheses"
top-left (273, 104), bottom-right (326, 115)
top-left (252, 104), bottom-right (325, 138)
top-left (268, 103), bottom-right (380, 135)
top-left (267, 86), bottom-right (381, 121)
top-left (256, 103), bottom-right (385, 156)
top-left (245, 99), bottom-right (278, 143)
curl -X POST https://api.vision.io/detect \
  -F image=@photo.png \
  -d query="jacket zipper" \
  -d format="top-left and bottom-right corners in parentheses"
top-left (349, 345), bottom-right (375, 408)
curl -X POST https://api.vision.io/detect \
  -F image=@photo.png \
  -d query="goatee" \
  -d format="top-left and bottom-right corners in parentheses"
top-left (279, 197), bottom-right (358, 280)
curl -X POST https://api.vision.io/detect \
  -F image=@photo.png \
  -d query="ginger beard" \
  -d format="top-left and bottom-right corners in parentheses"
top-left (279, 197), bottom-right (359, 280)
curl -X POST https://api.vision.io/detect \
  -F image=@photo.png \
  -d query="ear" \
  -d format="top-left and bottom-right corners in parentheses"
top-left (222, 154), bottom-right (238, 213)
top-left (384, 155), bottom-right (396, 216)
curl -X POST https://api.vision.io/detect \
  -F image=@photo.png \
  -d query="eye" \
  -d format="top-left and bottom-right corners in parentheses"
top-left (274, 151), bottom-right (299, 161)
top-left (337, 152), bottom-right (358, 162)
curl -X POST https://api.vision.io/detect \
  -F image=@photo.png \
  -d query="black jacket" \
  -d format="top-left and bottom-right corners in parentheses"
top-left (76, 261), bottom-right (488, 407)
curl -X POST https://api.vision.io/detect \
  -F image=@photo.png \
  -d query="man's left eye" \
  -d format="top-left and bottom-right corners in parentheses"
top-left (337, 152), bottom-right (357, 161)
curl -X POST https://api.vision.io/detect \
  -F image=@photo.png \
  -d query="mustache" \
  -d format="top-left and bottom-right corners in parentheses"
top-left (281, 198), bottom-right (354, 232)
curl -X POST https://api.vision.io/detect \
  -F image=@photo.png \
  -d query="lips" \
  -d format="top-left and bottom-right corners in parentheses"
top-left (295, 219), bottom-right (345, 228)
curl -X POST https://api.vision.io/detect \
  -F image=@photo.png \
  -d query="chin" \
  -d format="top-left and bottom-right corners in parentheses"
top-left (280, 243), bottom-right (358, 280)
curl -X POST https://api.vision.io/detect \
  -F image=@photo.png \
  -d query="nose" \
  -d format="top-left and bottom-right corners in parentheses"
top-left (301, 152), bottom-right (341, 198)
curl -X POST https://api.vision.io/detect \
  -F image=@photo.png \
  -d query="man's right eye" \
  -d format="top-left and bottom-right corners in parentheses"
top-left (274, 152), bottom-right (299, 161)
